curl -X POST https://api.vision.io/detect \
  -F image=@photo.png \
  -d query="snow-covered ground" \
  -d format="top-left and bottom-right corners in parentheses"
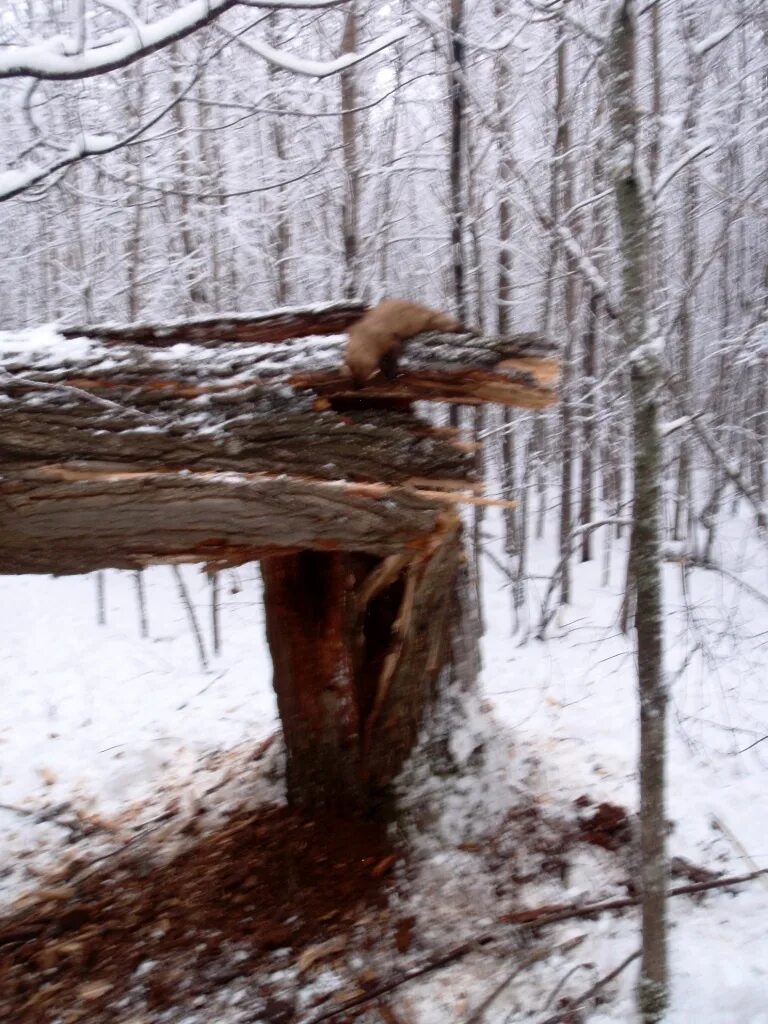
top-left (1, 510), bottom-right (766, 1022)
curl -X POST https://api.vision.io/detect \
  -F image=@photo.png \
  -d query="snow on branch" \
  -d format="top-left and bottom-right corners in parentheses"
top-left (653, 139), bottom-right (714, 200)
top-left (0, 0), bottom-right (352, 82)
top-left (692, 23), bottom-right (739, 58)
top-left (0, 134), bottom-right (121, 202)
top-left (0, 57), bottom-right (205, 203)
top-left (222, 24), bottom-right (409, 79)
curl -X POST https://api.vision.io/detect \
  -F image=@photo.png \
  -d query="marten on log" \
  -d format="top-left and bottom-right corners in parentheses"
top-left (344, 298), bottom-right (465, 386)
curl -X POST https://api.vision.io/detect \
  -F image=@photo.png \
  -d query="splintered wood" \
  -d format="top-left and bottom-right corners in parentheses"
top-left (0, 302), bottom-right (556, 574)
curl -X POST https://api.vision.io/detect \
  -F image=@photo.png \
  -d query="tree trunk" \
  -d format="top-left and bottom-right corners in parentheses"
top-left (266, 12), bottom-right (292, 307)
top-left (447, 0), bottom-right (467, 431)
top-left (340, 3), bottom-right (360, 299)
top-left (555, 20), bottom-right (576, 604)
top-left (606, 3), bottom-right (668, 1019)
top-left (262, 521), bottom-right (467, 814)
top-left (672, 4), bottom-right (700, 542)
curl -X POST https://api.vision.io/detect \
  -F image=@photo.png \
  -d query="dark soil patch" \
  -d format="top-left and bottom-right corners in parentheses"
top-left (0, 804), bottom-right (396, 1023)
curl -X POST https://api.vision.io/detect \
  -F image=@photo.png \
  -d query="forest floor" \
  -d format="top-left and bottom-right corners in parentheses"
top-left (0, 512), bottom-right (767, 1023)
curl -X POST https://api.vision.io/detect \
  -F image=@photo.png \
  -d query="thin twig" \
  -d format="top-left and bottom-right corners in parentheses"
top-left (736, 735), bottom-right (768, 754)
top-left (0, 367), bottom-right (132, 415)
top-left (306, 870), bottom-right (765, 1023)
top-left (535, 948), bottom-right (641, 1024)
top-left (171, 566), bottom-right (209, 671)
top-left (463, 936), bottom-right (585, 1024)
top-left (711, 816), bottom-right (768, 893)
top-left (304, 936), bottom-right (497, 1023)
top-left (500, 869), bottom-right (767, 928)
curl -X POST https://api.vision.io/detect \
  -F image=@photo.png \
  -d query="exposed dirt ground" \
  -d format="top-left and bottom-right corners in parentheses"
top-left (0, 800), bottom-right (404, 1023)
top-left (0, 744), bottom-right (638, 1024)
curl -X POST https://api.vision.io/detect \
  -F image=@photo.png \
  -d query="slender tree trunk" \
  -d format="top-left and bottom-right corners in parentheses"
top-left (447, 0), bottom-right (467, 431)
top-left (493, 4), bottom-right (525, 612)
top-left (556, 21), bottom-right (576, 604)
top-left (170, 46), bottom-right (208, 313)
top-left (606, 3), bottom-right (668, 1019)
top-left (448, 0), bottom-right (467, 326)
top-left (340, 3), bottom-right (360, 299)
top-left (266, 12), bottom-right (292, 306)
top-left (580, 291), bottom-right (598, 561)
top-left (673, 4), bottom-right (700, 542)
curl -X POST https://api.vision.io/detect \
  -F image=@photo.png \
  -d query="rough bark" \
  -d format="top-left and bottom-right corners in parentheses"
top-left (60, 301), bottom-right (368, 348)
top-left (261, 519), bottom-right (465, 813)
top-left (0, 386), bottom-right (473, 485)
top-left (555, 19), bottom-right (576, 605)
top-left (448, 0), bottom-right (467, 326)
top-left (0, 459), bottom-right (472, 576)
top-left (447, 0), bottom-right (467, 431)
top-left (3, 328), bottom-right (559, 410)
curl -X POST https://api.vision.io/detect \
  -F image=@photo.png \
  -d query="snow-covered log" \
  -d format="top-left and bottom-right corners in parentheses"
top-left (2, 315), bottom-right (558, 410)
top-left (0, 307), bottom-right (556, 576)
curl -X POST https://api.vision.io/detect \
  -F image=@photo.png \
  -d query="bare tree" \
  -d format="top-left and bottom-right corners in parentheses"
top-left (606, 2), bottom-right (668, 1019)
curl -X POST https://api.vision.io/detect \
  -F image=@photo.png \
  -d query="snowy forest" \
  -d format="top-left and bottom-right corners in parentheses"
top-left (0, 1), bottom-right (766, 1023)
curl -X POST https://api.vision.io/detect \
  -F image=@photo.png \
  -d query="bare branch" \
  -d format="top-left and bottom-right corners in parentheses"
top-left (0, 0), bottom-right (352, 82)
top-left (653, 138), bottom-right (714, 200)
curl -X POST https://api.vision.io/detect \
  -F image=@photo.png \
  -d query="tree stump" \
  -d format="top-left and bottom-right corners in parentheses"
top-left (261, 517), bottom-right (466, 814)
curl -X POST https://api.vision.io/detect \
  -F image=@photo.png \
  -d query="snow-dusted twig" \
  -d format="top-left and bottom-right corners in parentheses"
top-left (463, 935), bottom-right (586, 1024)
top-left (0, 9), bottom-right (407, 202)
top-left (662, 371), bottom-right (766, 530)
top-left (652, 138), bottom-right (714, 200)
top-left (215, 23), bottom-right (409, 79)
top-left (736, 735), bottom-right (768, 755)
top-left (537, 519), bottom-right (632, 638)
top-left (307, 870), bottom-right (765, 1024)
top-left (0, 367), bottom-right (131, 415)
top-left (661, 550), bottom-right (768, 609)
top-left (711, 815), bottom-right (768, 892)
top-left (692, 22), bottom-right (740, 58)
top-left (535, 948), bottom-right (641, 1024)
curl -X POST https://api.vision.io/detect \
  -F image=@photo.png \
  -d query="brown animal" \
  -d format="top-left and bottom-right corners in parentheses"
top-left (344, 298), bottom-right (464, 385)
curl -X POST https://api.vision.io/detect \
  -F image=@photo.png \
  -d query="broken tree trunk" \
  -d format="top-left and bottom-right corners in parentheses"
top-left (0, 304), bottom-right (557, 814)
top-left (261, 518), bottom-right (463, 812)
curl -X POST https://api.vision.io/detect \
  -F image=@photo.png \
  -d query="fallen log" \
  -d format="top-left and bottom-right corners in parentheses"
top-left (0, 468), bottom-right (461, 574)
top-left (0, 325), bottom-right (558, 410)
top-left (0, 386), bottom-right (473, 487)
top-left (59, 299), bottom-right (367, 348)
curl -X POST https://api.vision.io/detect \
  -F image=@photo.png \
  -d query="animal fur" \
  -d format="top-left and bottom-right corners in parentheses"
top-left (344, 298), bottom-right (464, 385)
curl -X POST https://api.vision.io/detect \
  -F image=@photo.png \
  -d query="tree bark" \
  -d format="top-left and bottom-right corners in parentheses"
top-left (6, 324), bottom-right (559, 410)
top-left (262, 519), bottom-right (467, 813)
top-left (606, 3), bottom-right (668, 1019)
top-left (555, 19), bottom-right (577, 605)
top-left (340, 3), bottom-right (360, 299)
